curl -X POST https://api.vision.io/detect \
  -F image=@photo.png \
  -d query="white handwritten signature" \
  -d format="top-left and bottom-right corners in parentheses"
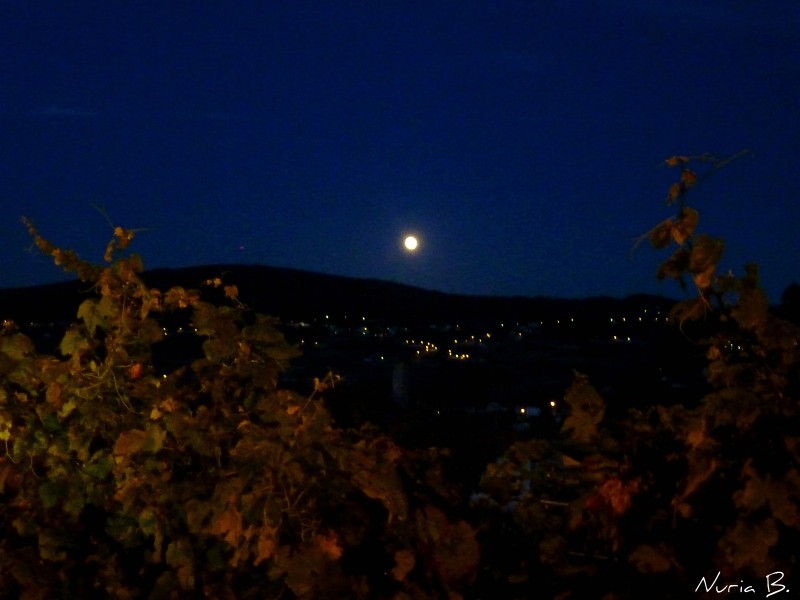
top-left (695, 571), bottom-right (788, 597)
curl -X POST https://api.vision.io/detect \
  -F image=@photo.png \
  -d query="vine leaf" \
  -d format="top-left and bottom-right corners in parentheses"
top-left (391, 549), bottom-right (416, 581)
top-left (561, 373), bottom-right (605, 444)
top-left (254, 525), bottom-right (279, 565)
top-left (718, 518), bottom-right (779, 571)
top-left (415, 506), bottom-right (481, 590)
top-left (629, 544), bottom-right (674, 574)
top-left (0, 333), bottom-right (35, 361)
top-left (734, 461), bottom-right (800, 528)
top-left (672, 207), bottom-right (699, 245)
top-left (314, 531), bottom-right (343, 560)
top-left (166, 539), bottom-right (196, 590)
top-left (681, 168), bottom-right (698, 190)
top-left (77, 297), bottom-right (116, 336)
top-left (59, 327), bottom-right (91, 357)
top-left (649, 220), bottom-right (673, 249)
top-left (664, 155), bottom-right (689, 167)
top-left (210, 501), bottom-right (244, 548)
top-left (689, 234), bottom-right (724, 280)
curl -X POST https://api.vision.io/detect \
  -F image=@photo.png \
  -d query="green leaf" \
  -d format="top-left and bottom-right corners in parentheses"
top-left (166, 539), bottom-right (196, 590)
top-left (58, 398), bottom-right (77, 420)
top-left (77, 298), bottom-right (116, 336)
top-left (0, 333), bottom-right (35, 361)
top-left (560, 373), bottom-right (605, 444)
top-left (203, 337), bottom-right (236, 363)
top-left (143, 424), bottom-right (167, 453)
top-left (83, 452), bottom-right (114, 479)
top-left (59, 327), bottom-right (91, 357)
top-left (38, 531), bottom-right (68, 561)
top-left (138, 317), bottom-right (165, 344)
top-left (39, 480), bottom-right (67, 509)
top-left (63, 485), bottom-right (86, 517)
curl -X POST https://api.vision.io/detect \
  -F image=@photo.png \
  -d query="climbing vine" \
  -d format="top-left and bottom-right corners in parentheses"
top-left (1, 153), bottom-right (797, 598)
top-left (474, 152), bottom-right (799, 597)
top-left (0, 220), bottom-right (478, 599)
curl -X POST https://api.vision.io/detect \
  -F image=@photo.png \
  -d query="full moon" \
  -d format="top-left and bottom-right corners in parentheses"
top-left (403, 236), bottom-right (418, 251)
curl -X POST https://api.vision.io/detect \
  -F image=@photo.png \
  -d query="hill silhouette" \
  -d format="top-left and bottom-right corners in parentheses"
top-left (0, 263), bottom-right (674, 325)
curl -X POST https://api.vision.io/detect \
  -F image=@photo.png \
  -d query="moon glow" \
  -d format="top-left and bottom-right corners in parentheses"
top-left (403, 235), bottom-right (418, 251)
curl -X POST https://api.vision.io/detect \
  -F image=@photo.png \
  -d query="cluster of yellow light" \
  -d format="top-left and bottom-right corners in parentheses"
top-left (447, 349), bottom-right (470, 360)
top-left (609, 309), bottom-right (664, 325)
top-left (451, 332), bottom-right (492, 345)
top-left (405, 339), bottom-right (438, 355)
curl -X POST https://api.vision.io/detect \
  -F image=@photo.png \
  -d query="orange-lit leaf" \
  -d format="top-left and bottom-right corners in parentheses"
top-left (224, 285), bottom-right (239, 301)
top-left (254, 525), bottom-right (279, 565)
top-left (166, 539), bottom-right (195, 590)
top-left (315, 531), bottom-right (343, 560)
top-left (671, 207), bottom-right (699, 245)
top-left (689, 234), bottom-right (724, 274)
top-left (692, 265), bottom-right (716, 290)
top-left (595, 477), bottom-right (639, 516)
top-left (680, 168), bottom-right (698, 189)
top-left (629, 544), bottom-right (673, 574)
top-left (649, 220), bottom-right (673, 249)
top-left (664, 155), bottom-right (688, 167)
top-left (114, 429), bottom-right (146, 457)
top-left (718, 518), bottom-right (779, 571)
top-left (561, 373), bottom-right (605, 444)
top-left (391, 549), bottom-right (416, 581)
top-left (665, 182), bottom-right (682, 205)
top-left (210, 502), bottom-right (243, 547)
top-left (127, 363), bottom-right (143, 380)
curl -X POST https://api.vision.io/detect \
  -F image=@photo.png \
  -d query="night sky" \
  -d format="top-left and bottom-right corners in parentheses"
top-left (2, 2), bottom-right (799, 301)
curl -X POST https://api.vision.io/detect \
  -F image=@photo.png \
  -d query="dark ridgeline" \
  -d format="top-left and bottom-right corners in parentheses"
top-left (0, 263), bottom-right (710, 482)
top-left (0, 263), bottom-right (698, 414)
top-left (0, 263), bottom-right (675, 327)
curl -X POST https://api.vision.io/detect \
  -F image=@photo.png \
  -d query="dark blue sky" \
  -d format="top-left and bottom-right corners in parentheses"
top-left (2, 1), bottom-right (799, 301)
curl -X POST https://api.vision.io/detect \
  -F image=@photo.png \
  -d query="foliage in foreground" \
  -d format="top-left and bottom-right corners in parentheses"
top-left (0, 154), bottom-right (798, 599)
top-left (0, 221), bottom-right (477, 599)
top-left (476, 153), bottom-right (799, 597)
